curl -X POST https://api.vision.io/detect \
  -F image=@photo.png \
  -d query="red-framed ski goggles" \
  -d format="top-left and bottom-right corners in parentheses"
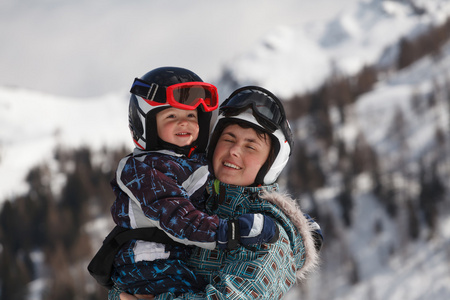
top-left (130, 78), bottom-right (219, 112)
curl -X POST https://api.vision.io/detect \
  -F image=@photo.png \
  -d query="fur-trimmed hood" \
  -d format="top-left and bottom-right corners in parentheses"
top-left (260, 190), bottom-right (320, 280)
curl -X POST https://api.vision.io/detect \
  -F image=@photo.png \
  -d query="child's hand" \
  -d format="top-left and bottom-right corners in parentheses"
top-left (238, 213), bottom-right (278, 246)
top-left (217, 214), bottom-right (279, 249)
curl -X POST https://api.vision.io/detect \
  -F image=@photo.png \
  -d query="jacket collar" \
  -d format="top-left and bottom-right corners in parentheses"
top-left (206, 180), bottom-right (279, 215)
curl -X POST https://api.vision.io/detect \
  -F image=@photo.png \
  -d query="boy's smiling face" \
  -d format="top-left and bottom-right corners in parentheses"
top-left (156, 107), bottom-right (199, 147)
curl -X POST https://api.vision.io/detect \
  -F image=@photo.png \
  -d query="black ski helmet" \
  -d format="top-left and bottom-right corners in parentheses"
top-left (128, 66), bottom-right (217, 153)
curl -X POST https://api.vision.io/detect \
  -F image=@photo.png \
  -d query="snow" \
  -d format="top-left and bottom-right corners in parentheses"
top-left (26, 279), bottom-right (48, 300)
top-left (355, 38), bottom-right (450, 167)
top-left (0, 87), bottom-right (131, 200)
top-left (338, 237), bottom-right (450, 300)
top-left (224, 25), bottom-right (332, 99)
top-left (26, 251), bottom-right (48, 300)
top-left (225, 0), bottom-right (450, 99)
top-left (1, 0), bottom-right (450, 299)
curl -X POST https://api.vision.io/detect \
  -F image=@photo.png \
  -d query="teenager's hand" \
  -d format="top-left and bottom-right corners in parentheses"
top-left (119, 292), bottom-right (155, 299)
top-left (119, 293), bottom-right (137, 300)
top-left (303, 213), bottom-right (323, 252)
top-left (217, 214), bottom-right (278, 250)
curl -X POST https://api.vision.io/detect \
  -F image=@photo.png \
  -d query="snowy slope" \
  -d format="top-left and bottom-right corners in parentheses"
top-left (221, 0), bottom-right (450, 99)
top-left (356, 39), bottom-right (450, 164)
top-left (286, 191), bottom-right (450, 300)
top-left (284, 36), bottom-right (450, 300)
top-left (0, 87), bottom-right (131, 201)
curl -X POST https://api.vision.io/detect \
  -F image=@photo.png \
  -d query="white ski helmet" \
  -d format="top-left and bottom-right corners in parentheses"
top-left (208, 86), bottom-right (293, 185)
top-left (128, 67), bottom-right (218, 152)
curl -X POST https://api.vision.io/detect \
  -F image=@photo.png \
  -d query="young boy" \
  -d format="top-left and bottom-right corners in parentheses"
top-left (107, 67), bottom-right (278, 299)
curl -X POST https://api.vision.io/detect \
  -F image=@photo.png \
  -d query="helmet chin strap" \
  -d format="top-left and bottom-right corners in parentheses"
top-left (156, 137), bottom-right (198, 157)
top-left (254, 160), bottom-right (271, 186)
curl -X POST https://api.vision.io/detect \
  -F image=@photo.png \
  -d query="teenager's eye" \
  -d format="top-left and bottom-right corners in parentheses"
top-left (220, 137), bottom-right (234, 143)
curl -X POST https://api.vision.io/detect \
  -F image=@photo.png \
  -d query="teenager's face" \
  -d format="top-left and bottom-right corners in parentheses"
top-left (213, 124), bottom-right (271, 186)
top-left (156, 107), bottom-right (199, 147)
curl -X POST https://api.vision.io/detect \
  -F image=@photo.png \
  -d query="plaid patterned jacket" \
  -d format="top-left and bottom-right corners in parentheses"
top-left (156, 181), bottom-right (320, 300)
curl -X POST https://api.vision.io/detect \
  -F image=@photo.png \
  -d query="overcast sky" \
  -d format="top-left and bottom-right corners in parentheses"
top-left (0, 0), bottom-right (358, 98)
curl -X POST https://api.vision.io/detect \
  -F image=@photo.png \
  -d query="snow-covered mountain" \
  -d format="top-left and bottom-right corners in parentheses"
top-left (0, 88), bottom-right (131, 201)
top-left (297, 32), bottom-right (450, 300)
top-left (1, 0), bottom-right (450, 299)
top-left (219, 0), bottom-right (450, 99)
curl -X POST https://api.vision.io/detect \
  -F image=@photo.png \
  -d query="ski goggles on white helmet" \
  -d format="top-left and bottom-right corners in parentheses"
top-left (211, 86), bottom-right (293, 184)
top-left (220, 86), bottom-right (291, 138)
top-left (130, 78), bottom-right (219, 112)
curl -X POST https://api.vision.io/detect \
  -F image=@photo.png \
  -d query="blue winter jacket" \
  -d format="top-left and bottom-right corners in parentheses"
top-left (110, 148), bottom-right (221, 289)
top-left (111, 149), bottom-right (220, 251)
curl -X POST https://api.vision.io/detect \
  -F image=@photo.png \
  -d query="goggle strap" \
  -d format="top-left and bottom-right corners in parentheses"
top-left (131, 78), bottom-right (166, 103)
top-left (145, 83), bottom-right (159, 101)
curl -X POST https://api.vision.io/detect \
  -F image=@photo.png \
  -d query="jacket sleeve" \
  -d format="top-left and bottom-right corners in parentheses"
top-left (113, 154), bottom-right (219, 250)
